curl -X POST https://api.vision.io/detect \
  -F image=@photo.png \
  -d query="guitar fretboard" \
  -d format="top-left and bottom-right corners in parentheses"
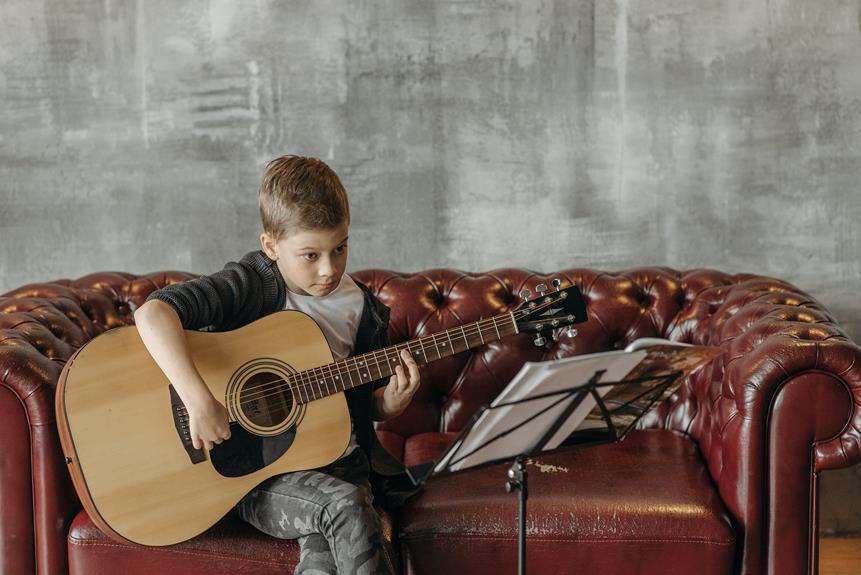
top-left (289, 312), bottom-right (519, 404)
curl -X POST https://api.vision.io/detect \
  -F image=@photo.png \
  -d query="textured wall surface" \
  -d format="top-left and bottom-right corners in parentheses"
top-left (1, 0), bottom-right (860, 533)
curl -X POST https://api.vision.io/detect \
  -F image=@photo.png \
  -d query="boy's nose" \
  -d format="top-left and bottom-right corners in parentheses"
top-left (318, 259), bottom-right (336, 278)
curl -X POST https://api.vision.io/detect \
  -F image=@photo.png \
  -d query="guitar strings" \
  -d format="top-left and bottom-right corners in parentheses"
top-left (228, 313), bottom-right (522, 405)
top-left (227, 315), bottom-right (518, 409)
top-left (227, 301), bottom-right (567, 409)
top-left (232, 323), bottom-right (507, 408)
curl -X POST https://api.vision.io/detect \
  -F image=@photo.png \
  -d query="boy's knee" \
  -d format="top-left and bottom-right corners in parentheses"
top-left (339, 483), bottom-right (372, 509)
top-left (326, 483), bottom-right (373, 521)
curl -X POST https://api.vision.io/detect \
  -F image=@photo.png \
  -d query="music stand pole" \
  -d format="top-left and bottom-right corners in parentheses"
top-left (506, 455), bottom-right (528, 575)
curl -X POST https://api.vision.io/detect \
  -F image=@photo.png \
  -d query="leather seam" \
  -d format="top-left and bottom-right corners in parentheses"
top-left (400, 533), bottom-right (735, 545)
top-left (66, 540), bottom-right (295, 566)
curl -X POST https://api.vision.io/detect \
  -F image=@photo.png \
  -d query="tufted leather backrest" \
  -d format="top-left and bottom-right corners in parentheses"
top-left (2, 267), bottom-right (854, 465)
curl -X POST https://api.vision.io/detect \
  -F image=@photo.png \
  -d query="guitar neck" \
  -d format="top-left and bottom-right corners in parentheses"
top-left (290, 312), bottom-right (520, 404)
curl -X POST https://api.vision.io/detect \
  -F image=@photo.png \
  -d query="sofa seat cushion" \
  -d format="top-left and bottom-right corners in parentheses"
top-left (68, 504), bottom-right (397, 575)
top-left (399, 429), bottom-right (735, 575)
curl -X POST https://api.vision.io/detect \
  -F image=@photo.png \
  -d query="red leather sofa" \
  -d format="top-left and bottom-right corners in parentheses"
top-left (2, 266), bottom-right (859, 574)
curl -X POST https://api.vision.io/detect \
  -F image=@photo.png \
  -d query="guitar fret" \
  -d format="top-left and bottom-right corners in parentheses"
top-left (287, 374), bottom-right (297, 404)
top-left (385, 347), bottom-right (400, 374)
top-left (328, 363), bottom-right (338, 392)
top-left (417, 338), bottom-right (427, 363)
top-left (321, 364), bottom-right (333, 396)
top-left (313, 366), bottom-right (324, 399)
top-left (445, 329), bottom-right (455, 355)
top-left (304, 371), bottom-right (313, 402)
top-left (477, 322), bottom-right (485, 345)
top-left (428, 334), bottom-right (440, 360)
top-left (509, 311), bottom-right (519, 334)
top-left (303, 368), bottom-right (313, 401)
top-left (319, 367), bottom-right (327, 395)
top-left (371, 350), bottom-right (383, 380)
top-left (293, 373), bottom-right (304, 404)
top-left (299, 371), bottom-right (311, 403)
top-left (331, 362), bottom-right (343, 391)
top-left (460, 326), bottom-right (469, 349)
top-left (345, 360), bottom-right (356, 388)
top-left (382, 350), bottom-right (391, 379)
top-left (493, 317), bottom-right (501, 339)
top-left (302, 368), bottom-right (311, 400)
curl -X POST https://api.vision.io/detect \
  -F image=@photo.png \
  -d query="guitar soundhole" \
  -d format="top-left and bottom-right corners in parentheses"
top-left (226, 357), bottom-right (303, 437)
top-left (239, 371), bottom-right (294, 427)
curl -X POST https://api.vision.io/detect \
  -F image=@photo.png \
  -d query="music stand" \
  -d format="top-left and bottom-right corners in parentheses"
top-left (405, 343), bottom-right (721, 575)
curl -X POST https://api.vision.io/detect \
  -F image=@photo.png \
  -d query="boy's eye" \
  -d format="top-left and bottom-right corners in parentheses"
top-left (335, 244), bottom-right (348, 254)
top-left (302, 253), bottom-right (318, 261)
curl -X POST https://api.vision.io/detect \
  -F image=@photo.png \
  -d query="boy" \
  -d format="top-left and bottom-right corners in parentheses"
top-left (134, 155), bottom-right (420, 574)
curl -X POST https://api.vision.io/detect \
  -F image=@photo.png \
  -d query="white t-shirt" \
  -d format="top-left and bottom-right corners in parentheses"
top-left (283, 273), bottom-right (365, 456)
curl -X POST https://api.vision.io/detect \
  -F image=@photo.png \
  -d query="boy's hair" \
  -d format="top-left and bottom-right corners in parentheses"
top-left (258, 155), bottom-right (350, 239)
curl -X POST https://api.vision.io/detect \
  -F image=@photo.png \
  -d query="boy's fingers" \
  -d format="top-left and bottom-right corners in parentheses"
top-left (395, 365), bottom-right (408, 391)
top-left (401, 349), bottom-right (415, 366)
top-left (407, 359), bottom-right (420, 385)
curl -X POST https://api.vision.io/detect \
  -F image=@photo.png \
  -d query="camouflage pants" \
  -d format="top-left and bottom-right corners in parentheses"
top-left (236, 448), bottom-right (396, 575)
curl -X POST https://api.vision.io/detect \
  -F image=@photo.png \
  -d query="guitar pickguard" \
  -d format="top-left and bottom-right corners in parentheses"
top-left (209, 424), bottom-right (299, 478)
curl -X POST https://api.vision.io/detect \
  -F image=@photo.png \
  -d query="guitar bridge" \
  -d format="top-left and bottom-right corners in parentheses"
top-left (169, 385), bottom-right (206, 464)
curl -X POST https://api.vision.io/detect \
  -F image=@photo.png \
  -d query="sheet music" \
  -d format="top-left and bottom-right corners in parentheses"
top-left (433, 350), bottom-right (647, 474)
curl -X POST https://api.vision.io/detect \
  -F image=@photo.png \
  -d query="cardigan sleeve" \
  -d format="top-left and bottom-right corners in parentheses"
top-left (145, 251), bottom-right (280, 331)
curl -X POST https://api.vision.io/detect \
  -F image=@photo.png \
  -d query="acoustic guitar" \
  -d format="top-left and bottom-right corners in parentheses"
top-left (56, 282), bottom-right (587, 546)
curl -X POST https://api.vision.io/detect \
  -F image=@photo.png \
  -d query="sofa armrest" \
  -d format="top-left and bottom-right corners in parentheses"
top-left (647, 279), bottom-right (861, 575)
top-left (0, 272), bottom-right (192, 574)
top-left (728, 336), bottom-right (859, 575)
top-left (0, 332), bottom-right (79, 575)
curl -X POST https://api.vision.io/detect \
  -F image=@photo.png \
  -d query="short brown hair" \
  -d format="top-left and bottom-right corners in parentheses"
top-left (258, 155), bottom-right (350, 239)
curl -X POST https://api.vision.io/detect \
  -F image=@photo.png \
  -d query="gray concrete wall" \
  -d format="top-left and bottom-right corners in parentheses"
top-left (1, 0), bottom-right (859, 533)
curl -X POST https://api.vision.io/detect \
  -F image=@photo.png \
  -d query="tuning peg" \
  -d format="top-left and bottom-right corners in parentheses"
top-left (552, 278), bottom-right (562, 291)
top-left (535, 283), bottom-right (547, 296)
top-left (519, 288), bottom-right (531, 300)
top-left (551, 331), bottom-right (559, 341)
top-left (533, 335), bottom-right (547, 347)
top-left (565, 328), bottom-right (578, 338)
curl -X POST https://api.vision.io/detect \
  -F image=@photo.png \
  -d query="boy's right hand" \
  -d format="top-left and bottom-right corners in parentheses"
top-left (186, 393), bottom-right (232, 452)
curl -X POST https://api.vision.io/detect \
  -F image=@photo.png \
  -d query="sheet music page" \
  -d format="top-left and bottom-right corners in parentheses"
top-left (433, 350), bottom-right (647, 474)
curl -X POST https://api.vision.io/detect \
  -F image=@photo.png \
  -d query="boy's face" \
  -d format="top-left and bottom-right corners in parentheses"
top-left (260, 221), bottom-right (349, 297)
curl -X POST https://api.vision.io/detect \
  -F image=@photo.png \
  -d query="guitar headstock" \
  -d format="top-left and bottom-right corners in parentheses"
top-left (513, 279), bottom-right (588, 346)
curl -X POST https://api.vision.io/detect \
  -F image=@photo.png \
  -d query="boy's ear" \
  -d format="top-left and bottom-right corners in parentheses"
top-left (260, 232), bottom-right (278, 260)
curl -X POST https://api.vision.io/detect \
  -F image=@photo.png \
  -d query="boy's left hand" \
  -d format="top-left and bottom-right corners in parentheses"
top-left (380, 349), bottom-right (421, 419)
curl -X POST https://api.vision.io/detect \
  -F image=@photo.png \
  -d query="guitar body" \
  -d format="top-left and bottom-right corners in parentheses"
top-left (56, 311), bottom-right (350, 546)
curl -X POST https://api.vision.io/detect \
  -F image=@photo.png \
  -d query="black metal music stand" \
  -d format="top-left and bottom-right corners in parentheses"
top-left (405, 345), bottom-right (717, 575)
